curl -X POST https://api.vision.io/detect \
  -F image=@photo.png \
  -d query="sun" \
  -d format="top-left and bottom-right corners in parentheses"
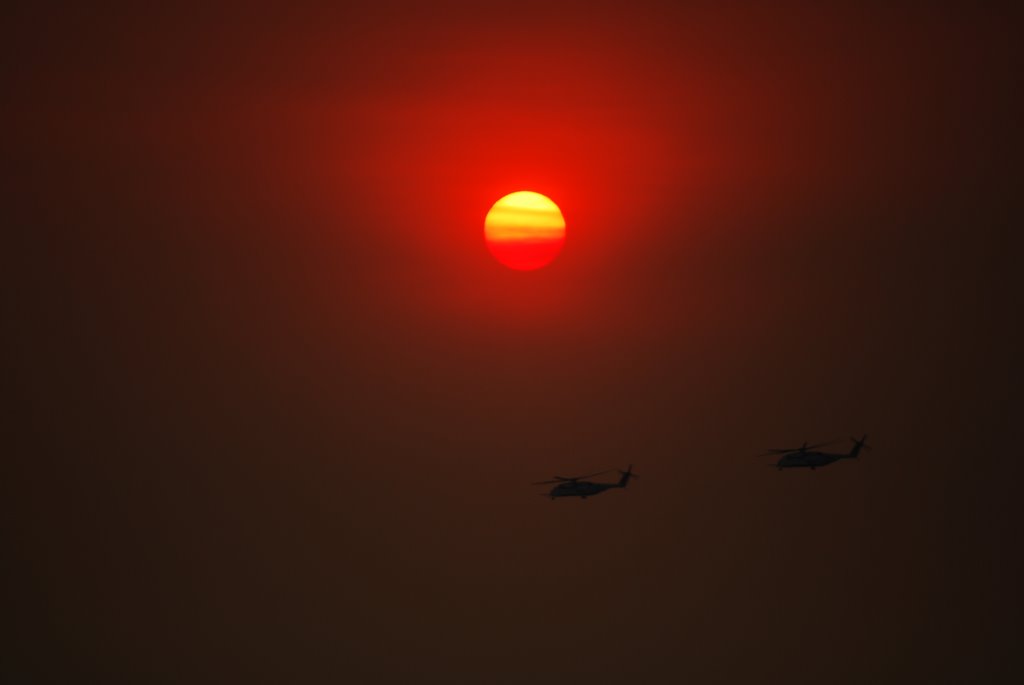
top-left (484, 191), bottom-right (566, 270)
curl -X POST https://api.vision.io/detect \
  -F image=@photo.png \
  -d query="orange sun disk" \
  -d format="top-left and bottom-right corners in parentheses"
top-left (484, 191), bottom-right (565, 270)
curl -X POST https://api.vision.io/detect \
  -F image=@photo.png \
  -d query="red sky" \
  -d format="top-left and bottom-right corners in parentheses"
top-left (5, 2), bottom-right (1022, 682)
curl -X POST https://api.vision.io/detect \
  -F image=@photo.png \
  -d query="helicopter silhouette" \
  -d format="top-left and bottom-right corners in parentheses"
top-left (758, 435), bottom-right (871, 470)
top-left (533, 465), bottom-right (638, 500)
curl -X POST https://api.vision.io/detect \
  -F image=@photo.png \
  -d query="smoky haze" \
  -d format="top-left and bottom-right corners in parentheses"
top-left (4, 2), bottom-right (1021, 682)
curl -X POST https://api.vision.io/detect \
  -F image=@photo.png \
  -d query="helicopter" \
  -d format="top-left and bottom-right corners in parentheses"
top-left (759, 435), bottom-right (871, 470)
top-left (533, 465), bottom-right (638, 499)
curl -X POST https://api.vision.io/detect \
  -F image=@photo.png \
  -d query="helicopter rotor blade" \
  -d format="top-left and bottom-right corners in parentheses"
top-left (755, 449), bottom-right (797, 457)
top-left (551, 470), bottom-right (611, 481)
top-left (804, 439), bottom-right (843, 450)
top-left (532, 470), bottom-right (612, 485)
top-left (755, 438), bottom-right (843, 458)
top-left (573, 470), bottom-right (613, 480)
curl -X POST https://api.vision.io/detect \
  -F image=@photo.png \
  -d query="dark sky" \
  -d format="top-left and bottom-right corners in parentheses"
top-left (4, 3), bottom-right (1022, 682)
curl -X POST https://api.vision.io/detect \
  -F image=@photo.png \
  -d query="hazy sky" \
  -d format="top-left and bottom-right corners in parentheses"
top-left (5, 3), bottom-right (1021, 682)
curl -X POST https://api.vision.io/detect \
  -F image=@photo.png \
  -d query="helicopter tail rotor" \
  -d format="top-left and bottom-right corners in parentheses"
top-left (848, 435), bottom-right (872, 458)
top-left (617, 465), bottom-right (638, 488)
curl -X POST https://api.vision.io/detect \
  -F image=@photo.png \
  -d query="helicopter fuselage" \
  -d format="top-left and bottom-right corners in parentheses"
top-left (537, 466), bottom-right (636, 499)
